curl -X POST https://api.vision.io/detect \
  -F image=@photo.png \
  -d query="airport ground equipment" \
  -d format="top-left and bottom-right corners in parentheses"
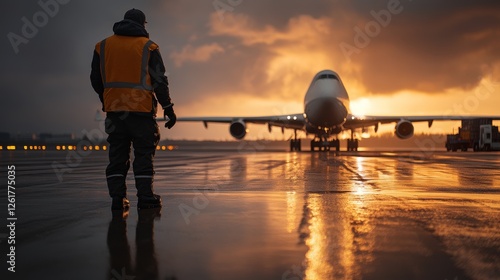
top-left (445, 118), bottom-right (500, 151)
top-left (478, 124), bottom-right (500, 151)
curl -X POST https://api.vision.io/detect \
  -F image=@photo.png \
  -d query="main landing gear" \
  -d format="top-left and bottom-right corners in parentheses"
top-left (290, 130), bottom-right (301, 151)
top-left (288, 130), bottom-right (359, 152)
top-left (346, 130), bottom-right (358, 151)
top-left (346, 139), bottom-right (359, 151)
top-left (290, 138), bottom-right (301, 151)
top-left (310, 137), bottom-right (340, 151)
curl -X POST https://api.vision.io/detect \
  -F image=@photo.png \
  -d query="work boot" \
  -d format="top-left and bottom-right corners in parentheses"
top-left (137, 194), bottom-right (162, 209)
top-left (111, 197), bottom-right (130, 210)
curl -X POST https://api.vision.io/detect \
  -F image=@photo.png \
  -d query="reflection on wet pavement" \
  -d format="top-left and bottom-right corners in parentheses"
top-left (107, 208), bottom-right (161, 280)
top-left (2, 150), bottom-right (499, 279)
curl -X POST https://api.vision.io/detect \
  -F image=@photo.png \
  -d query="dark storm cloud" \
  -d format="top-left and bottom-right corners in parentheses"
top-left (339, 0), bottom-right (500, 93)
top-left (225, 0), bottom-right (333, 29)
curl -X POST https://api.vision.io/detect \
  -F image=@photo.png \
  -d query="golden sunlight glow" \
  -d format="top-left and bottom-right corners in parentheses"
top-left (305, 195), bottom-right (334, 280)
top-left (354, 182), bottom-right (367, 196)
top-left (286, 191), bottom-right (297, 233)
top-left (303, 180), bottom-right (376, 279)
top-left (356, 157), bottom-right (364, 173)
top-left (350, 98), bottom-right (372, 116)
top-left (349, 185), bottom-right (375, 266)
top-left (340, 132), bottom-right (349, 140)
top-left (346, 82), bottom-right (500, 136)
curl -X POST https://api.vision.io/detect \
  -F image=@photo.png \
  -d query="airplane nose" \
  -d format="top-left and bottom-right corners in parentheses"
top-left (305, 97), bottom-right (348, 128)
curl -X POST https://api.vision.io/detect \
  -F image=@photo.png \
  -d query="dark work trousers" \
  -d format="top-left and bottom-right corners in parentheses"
top-left (105, 112), bottom-right (160, 198)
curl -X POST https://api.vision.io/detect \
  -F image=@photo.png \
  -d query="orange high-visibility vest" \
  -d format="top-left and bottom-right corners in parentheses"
top-left (95, 35), bottom-right (158, 113)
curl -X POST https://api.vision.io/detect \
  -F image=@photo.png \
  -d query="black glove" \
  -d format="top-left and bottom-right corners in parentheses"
top-left (163, 104), bottom-right (176, 129)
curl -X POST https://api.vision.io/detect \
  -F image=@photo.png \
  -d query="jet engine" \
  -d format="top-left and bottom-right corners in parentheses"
top-left (395, 120), bottom-right (414, 139)
top-left (229, 120), bottom-right (247, 140)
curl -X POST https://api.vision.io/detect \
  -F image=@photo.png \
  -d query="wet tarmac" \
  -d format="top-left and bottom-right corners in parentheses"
top-left (1, 148), bottom-right (499, 279)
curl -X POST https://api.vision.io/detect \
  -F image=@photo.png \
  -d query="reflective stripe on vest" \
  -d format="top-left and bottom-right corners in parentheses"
top-left (96, 36), bottom-right (157, 113)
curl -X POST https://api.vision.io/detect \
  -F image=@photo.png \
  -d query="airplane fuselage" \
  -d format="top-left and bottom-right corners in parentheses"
top-left (304, 70), bottom-right (350, 135)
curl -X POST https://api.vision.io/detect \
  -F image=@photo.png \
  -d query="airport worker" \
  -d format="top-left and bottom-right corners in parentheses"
top-left (90, 8), bottom-right (176, 210)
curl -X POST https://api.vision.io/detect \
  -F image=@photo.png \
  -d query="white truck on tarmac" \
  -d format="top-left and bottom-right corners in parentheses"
top-left (445, 119), bottom-right (500, 152)
top-left (478, 124), bottom-right (500, 151)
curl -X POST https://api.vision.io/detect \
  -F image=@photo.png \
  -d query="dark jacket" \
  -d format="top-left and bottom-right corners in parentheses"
top-left (90, 19), bottom-right (171, 116)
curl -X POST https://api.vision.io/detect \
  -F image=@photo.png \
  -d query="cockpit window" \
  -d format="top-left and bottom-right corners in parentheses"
top-left (318, 74), bottom-right (338, 80)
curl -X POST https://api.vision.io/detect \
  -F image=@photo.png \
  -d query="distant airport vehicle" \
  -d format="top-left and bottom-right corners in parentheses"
top-left (159, 70), bottom-right (500, 151)
top-left (446, 119), bottom-right (500, 152)
top-left (446, 133), bottom-right (471, 152)
top-left (479, 125), bottom-right (500, 151)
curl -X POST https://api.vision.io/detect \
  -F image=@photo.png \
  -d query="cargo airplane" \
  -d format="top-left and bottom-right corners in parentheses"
top-left (158, 69), bottom-right (500, 151)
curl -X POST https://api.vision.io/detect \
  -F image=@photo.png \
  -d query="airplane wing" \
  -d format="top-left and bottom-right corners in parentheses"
top-left (156, 113), bottom-right (306, 135)
top-left (157, 111), bottom-right (500, 142)
top-left (344, 114), bottom-right (500, 130)
top-left (158, 113), bottom-right (500, 133)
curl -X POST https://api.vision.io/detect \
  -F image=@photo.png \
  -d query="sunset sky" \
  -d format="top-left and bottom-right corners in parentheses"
top-left (1, 0), bottom-right (499, 140)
